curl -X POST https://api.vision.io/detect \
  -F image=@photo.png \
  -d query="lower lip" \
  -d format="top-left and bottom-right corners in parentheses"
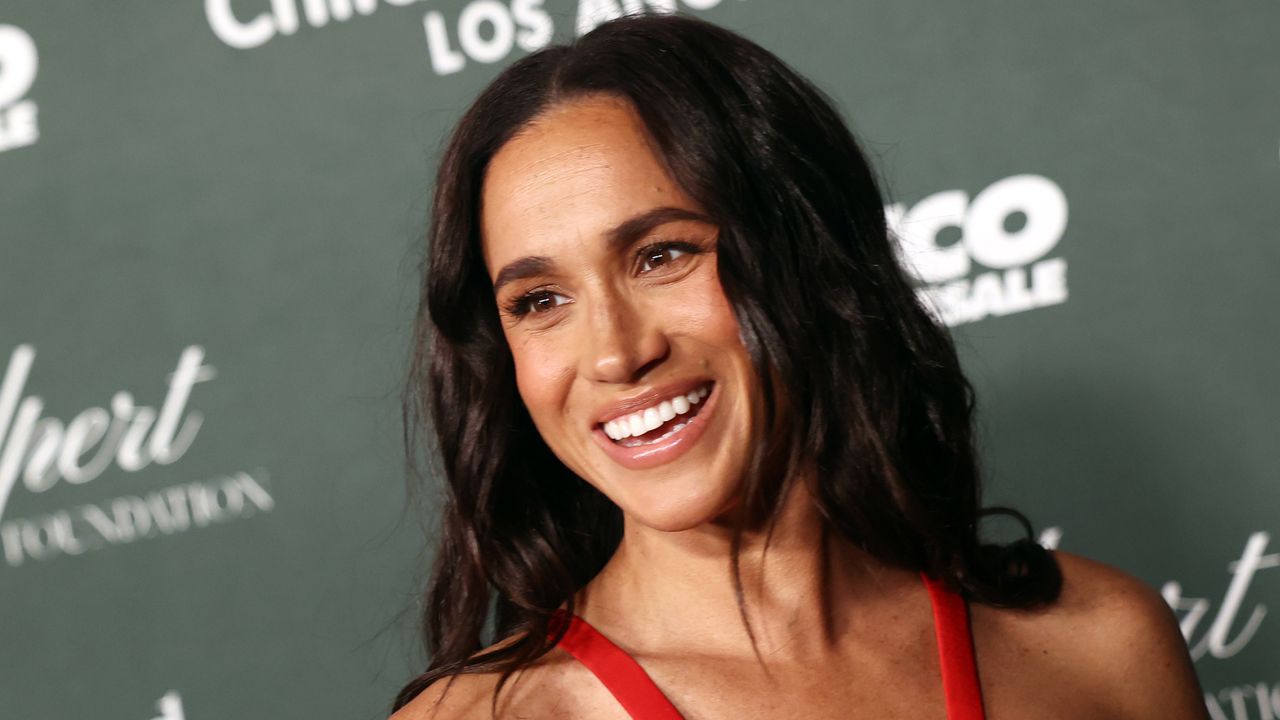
top-left (591, 384), bottom-right (720, 471)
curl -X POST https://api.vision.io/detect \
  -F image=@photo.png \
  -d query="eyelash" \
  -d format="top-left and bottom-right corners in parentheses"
top-left (502, 239), bottom-right (704, 318)
top-left (635, 239), bottom-right (701, 274)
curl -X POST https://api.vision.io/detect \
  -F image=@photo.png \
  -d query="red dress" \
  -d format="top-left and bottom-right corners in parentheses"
top-left (550, 574), bottom-right (985, 719)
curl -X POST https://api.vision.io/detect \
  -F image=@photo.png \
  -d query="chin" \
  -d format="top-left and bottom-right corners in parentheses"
top-left (613, 474), bottom-right (741, 534)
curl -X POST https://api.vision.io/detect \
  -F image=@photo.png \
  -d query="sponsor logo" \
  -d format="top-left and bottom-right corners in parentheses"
top-left (1205, 678), bottom-right (1280, 720)
top-left (427, 0), bottom-right (727, 75)
top-left (0, 345), bottom-right (273, 567)
top-left (1163, 532), bottom-right (1278, 663)
top-left (575, 0), bottom-right (728, 38)
top-left (205, 0), bottom-right (730, 76)
top-left (888, 174), bottom-right (1069, 326)
top-left (150, 691), bottom-right (185, 720)
top-left (204, 0), bottom-right (426, 50)
top-left (423, 0), bottom-right (554, 76)
top-left (0, 24), bottom-right (39, 152)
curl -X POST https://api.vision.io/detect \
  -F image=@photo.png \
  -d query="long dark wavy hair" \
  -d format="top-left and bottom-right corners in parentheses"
top-left (394, 12), bottom-right (1060, 713)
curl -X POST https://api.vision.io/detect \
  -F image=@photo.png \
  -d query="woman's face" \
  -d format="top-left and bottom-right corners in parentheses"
top-left (480, 94), bottom-right (757, 532)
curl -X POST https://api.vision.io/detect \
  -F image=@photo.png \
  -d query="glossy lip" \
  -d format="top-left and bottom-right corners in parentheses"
top-left (591, 380), bottom-right (719, 471)
top-left (592, 377), bottom-right (714, 425)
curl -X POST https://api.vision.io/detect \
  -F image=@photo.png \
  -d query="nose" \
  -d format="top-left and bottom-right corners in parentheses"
top-left (580, 289), bottom-right (669, 385)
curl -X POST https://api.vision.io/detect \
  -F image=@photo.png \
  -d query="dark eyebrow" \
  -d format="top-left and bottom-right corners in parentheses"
top-left (492, 255), bottom-right (554, 295)
top-left (604, 206), bottom-right (715, 249)
top-left (490, 206), bottom-right (715, 295)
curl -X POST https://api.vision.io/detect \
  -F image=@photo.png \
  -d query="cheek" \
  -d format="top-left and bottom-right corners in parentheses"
top-left (508, 334), bottom-right (576, 430)
top-left (671, 267), bottom-right (759, 439)
top-left (668, 263), bottom-right (744, 352)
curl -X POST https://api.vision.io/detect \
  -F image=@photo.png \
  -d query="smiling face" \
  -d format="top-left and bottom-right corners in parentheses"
top-left (480, 94), bottom-right (757, 532)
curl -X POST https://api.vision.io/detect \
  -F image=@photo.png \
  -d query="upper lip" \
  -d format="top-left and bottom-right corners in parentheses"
top-left (591, 378), bottom-right (714, 426)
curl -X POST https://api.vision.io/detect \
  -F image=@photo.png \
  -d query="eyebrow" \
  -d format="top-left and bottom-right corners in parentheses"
top-left (490, 206), bottom-right (715, 295)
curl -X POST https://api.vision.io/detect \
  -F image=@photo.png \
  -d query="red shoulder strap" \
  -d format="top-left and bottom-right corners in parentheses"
top-left (921, 574), bottom-right (987, 720)
top-left (551, 579), bottom-right (984, 720)
top-left (549, 610), bottom-right (685, 720)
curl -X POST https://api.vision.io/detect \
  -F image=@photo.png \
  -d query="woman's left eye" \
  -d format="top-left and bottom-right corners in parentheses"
top-left (638, 243), bottom-right (694, 273)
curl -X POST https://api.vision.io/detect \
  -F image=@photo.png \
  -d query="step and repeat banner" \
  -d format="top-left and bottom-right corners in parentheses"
top-left (1, 1), bottom-right (1276, 718)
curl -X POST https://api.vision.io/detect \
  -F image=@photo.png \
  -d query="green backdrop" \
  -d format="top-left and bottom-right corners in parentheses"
top-left (1, 2), bottom-right (1276, 718)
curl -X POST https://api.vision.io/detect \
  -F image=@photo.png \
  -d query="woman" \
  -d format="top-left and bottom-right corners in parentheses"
top-left (392, 13), bottom-right (1205, 720)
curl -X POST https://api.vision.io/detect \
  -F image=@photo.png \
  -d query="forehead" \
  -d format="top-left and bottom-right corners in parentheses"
top-left (480, 95), bottom-right (696, 272)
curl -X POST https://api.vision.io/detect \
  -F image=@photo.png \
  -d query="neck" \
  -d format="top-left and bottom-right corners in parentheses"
top-left (578, 480), bottom-right (905, 659)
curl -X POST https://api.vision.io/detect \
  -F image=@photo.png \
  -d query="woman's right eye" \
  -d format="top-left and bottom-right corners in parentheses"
top-left (509, 290), bottom-right (571, 317)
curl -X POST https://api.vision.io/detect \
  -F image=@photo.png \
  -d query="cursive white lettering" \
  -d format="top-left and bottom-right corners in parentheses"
top-left (0, 345), bottom-right (215, 522)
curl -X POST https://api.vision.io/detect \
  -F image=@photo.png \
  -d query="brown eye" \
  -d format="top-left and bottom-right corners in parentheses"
top-left (513, 290), bottom-right (570, 316)
top-left (530, 292), bottom-right (559, 312)
top-left (639, 244), bottom-right (689, 273)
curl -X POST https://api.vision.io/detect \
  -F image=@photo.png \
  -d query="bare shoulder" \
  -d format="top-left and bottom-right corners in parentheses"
top-left (389, 634), bottom-right (626, 720)
top-left (390, 671), bottom-right (505, 720)
top-left (971, 551), bottom-right (1207, 720)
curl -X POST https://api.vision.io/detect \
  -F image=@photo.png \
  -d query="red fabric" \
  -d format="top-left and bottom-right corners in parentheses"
top-left (550, 573), bottom-right (985, 719)
top-left (922, 573), bottom-right (987, 720)
top-left (550, 610), bottom-right (686, 720)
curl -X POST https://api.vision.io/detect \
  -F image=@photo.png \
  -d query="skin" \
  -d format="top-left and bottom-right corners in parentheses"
top-left (480, 94), bottom-right (754, 534)
top-left (393, 94), bottom-right (1208, 720)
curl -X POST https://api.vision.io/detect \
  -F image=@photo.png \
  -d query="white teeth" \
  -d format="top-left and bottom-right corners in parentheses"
top-left (605, 419), bottom-right (626, 440)
top-left (618, 421), bottom-right (689, 447)
top-left (658, 400), bottom-right (675, 422)
top-left (600, 383), bottom-right (713, 442)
